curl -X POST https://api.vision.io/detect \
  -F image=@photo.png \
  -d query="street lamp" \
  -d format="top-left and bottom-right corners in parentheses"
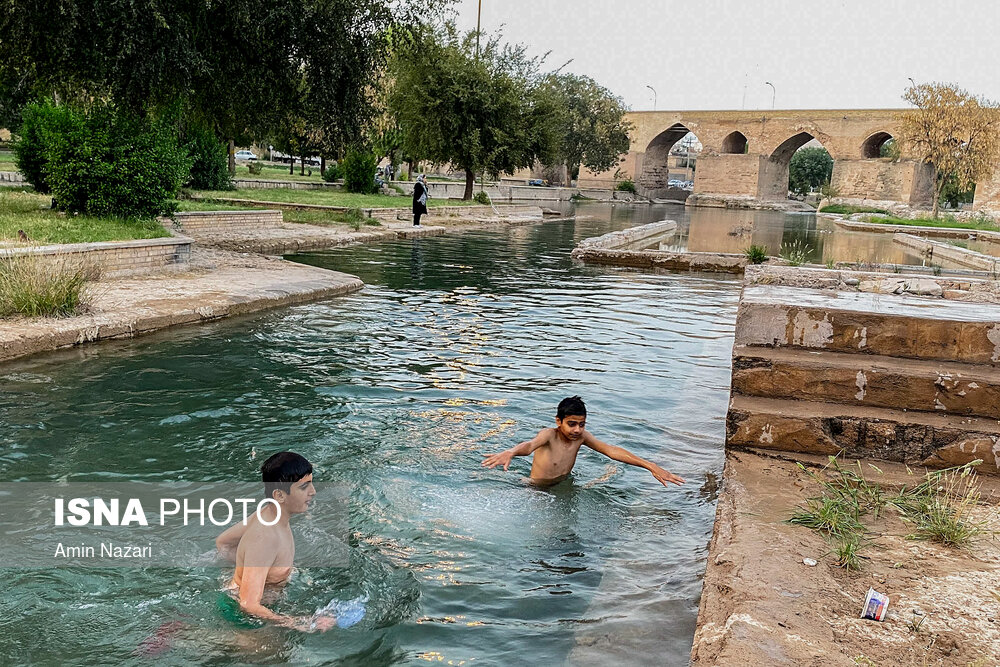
top-left (907, 76), bottom-right (916, 89)
top-left (765, 81), bottom-right (775, 110)
top-left (645, 85), bottom-right (657, 111)
top-left (476, 0), bottom-right (482, 59)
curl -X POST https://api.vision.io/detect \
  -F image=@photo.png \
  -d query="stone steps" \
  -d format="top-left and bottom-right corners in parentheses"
top-left (732, 346), bottom-right (1000, 420)
top-left (736, 284), bottom-right (1000, 365)
top-left (727, 394), bottom-right (1000, 471)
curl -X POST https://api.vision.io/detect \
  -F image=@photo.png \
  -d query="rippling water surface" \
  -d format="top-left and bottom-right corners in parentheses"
top-left (0, 204), bottom-right (740, 665)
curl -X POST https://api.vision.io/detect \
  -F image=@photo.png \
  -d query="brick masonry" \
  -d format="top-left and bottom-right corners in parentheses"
top-left (0, 235), bottom-right (193, 278)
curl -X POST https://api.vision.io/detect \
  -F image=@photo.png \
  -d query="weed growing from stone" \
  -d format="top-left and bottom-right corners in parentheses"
top-left (779, 239), bottom-right (812, 266)
top-left (743, 244), bottom-right (768, 264)
top-left (789, 457), bottom-right (991, 570)
top-left (890, 461), bottom-right (987, 547)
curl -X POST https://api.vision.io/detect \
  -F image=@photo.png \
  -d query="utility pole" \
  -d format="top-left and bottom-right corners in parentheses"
top-left (476, 0), bottom-right (482, 59)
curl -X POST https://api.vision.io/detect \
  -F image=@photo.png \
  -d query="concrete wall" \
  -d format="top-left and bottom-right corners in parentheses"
top-left (0, 171), bottom-right (25, 185)
top-left (0, 236), bottom-right (193, 278)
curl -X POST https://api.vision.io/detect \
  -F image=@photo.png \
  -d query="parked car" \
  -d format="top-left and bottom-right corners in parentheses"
top-left (528, 178), bottom-right (550, 186)
top-left (234, 150), bottom-right (257, 161)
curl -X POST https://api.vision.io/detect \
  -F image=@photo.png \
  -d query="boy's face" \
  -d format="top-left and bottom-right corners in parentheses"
top-left (277, 473), bottom-right (316, 514)
top-left (556, 415), bottom-right (586, 441)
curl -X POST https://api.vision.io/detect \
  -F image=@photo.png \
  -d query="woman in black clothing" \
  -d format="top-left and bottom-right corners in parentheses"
top-left (412, 174), bottom-right (428, 226)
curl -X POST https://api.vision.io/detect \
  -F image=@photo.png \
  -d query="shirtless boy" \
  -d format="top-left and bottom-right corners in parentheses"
top-left (215, 451), bottom-right (335, 632)
top-left (481, 396), bottom-right (685, 488)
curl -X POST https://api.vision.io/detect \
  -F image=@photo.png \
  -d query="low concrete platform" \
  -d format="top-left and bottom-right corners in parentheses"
top-left (692, 448), bottom-right (1000, 666)
top-left (0, 248), bottom-right (363, 363)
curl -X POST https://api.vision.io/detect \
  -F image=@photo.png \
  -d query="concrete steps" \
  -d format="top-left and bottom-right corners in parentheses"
top-left (727, 268), bottom-right (1000, 473)
top-left (736, 284), bottom-right (1000, 365)
top-left (732, 347), bottom-right (1000, 419)
top-left (727, 395), bottom-right (1000, 469)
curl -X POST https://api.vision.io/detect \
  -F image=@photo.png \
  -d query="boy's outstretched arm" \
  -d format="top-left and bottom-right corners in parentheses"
top-left (482, 430), bottom-right (549, 471)
top-left (583, 434), bottom-right (685, 487)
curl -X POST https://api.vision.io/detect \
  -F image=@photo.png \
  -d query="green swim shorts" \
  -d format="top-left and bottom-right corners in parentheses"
top-left (216, 593), bottom-right (263, 630)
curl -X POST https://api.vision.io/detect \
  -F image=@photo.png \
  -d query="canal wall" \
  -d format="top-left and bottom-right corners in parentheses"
top-left (892, 233), bottom-right (1000, 273)
top-left (727, 264), bottom-right (1000, 472)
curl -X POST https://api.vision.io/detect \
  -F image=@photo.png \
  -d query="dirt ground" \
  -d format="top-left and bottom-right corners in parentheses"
top-left (691, 448), bottom-right (1000, 667)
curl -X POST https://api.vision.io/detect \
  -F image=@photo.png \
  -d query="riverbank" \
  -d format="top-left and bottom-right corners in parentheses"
top-left (0, 206), bottom-right (555, 363)
top-left (692, 448), bottom-right (1000, 666)
top-left (0, 247), bottom-right (363, 363)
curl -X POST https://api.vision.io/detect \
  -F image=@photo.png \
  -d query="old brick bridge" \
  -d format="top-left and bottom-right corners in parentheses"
top-left (579, 109), bottom-right (1000, 211)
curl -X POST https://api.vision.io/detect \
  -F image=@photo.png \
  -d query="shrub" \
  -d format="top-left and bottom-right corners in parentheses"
top-left (342, 150), bottom-right (378, 194)
top-left (322, 163), bottom-right (343, 183)
top-left (42, 103), bottom-right (192, 218)
top-left (12, 100), bottom-right (75, 194)
top-left (743, 244), bottom-right (769, 264)
top-left (246, 161), bottom-right (263, 175)
top-left (0, 254), bottom-right (98, 318)
top-left (615, 179), bottom-right (637, 193)
top-left (186, 126), bottom-right (233, 191)
top-left (780, 239), bottom-right (812, 266)
top-left (473, 190), bottom-right (491, 205)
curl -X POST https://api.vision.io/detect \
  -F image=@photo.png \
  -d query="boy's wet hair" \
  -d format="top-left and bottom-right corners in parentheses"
top-left (557, 396), bottom-right (587, 420)
top-left (261, 451), bottom-right (313, 499)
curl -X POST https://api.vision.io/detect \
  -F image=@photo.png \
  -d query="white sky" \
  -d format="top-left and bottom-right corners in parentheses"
top-left (451, 0), bottom-right (1000, 111)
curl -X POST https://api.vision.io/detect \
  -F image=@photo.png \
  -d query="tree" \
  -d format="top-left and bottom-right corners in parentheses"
top-left (534, 73), bottom-right (632, 183)
top-left (0, 1), bottom-right (437, 172)
top-left (388, 24), bottom-right (547, 200)
top-left (898, 83), bottom-right (1000, 218)
top-left (788, 147), bottom-right (833, 195)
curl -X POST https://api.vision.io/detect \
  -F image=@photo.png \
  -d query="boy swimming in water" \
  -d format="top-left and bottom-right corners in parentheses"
top-left (481, 396), bottom-right (685, 488)
top-left (215, 451), bottom-right (336, 632)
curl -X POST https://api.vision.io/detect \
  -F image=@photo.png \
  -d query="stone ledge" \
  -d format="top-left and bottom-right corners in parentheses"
top-left (573, 220), bottom-right (677, 251)
top-left (0, 234), bottom-right (194, 277)
top-left (572, 248), bottom-right (748, 273)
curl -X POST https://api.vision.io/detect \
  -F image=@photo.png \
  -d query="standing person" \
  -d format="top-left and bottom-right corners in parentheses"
top-left (412, 174), bottom-right (428, 227)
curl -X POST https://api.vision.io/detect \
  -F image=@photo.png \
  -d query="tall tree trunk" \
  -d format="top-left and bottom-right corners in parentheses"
top-left (933, 171), bottom-right (944, 219)
top-left (463, 168), bottom-right (475, 200)
top-left (227, 139), bottom-right (235, 176)
top-left (320, 156), bottom-right (326, 174)
top-left (289, 158), bottom-right (294, 176)
top-left (300, 158), bottom-right (305, 176)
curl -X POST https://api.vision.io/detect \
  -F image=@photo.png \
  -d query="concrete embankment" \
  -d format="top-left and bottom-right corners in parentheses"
top-left (692, 263), bottom-right (1000, 665)
top-left (0, 249), bottom-right (363, 363)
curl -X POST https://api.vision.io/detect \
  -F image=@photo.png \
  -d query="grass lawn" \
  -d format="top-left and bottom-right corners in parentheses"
top-left (818, 204), bottom-right (890, 215)
top-left (239, 162), bottom-right (326, 183)
top-left (0, 149), bottom-right (17, 172)
top-left (858, 214), bottom-right (1000, 231)
top-left (176, 199), bottom-right (381, 229)
top-left (0, 191), bottom-right (170, 244)
top-left (192, 187), bottom-right (477, 209)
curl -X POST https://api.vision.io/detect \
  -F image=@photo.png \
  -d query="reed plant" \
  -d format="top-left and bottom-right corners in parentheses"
top-left (0, 253), bottom-right (97, 317)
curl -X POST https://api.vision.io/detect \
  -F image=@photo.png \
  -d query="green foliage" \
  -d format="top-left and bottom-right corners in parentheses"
top-left (38, 103), bottom-right (191, 218)
top-left (1, 191), bottom-right (170, 243)
top-left (342, 150), bottom-right (378, 194)
top-left (859, 214), bottom-right (998, 230)
top-left (819, 182), bottom-right (841, 200)
top-left (789, 147), bottom-right (833, 195)
top-left (879, 138), bottom-right (900, 160)
top-left (534, 72), bottom-right (632, 179)
top-left (473, 190), bottom-right (491, 205)
top-left (743, 244), bottom-right (769, 264)
top-left (819, 204), bottom-right (889, 215)
top-left (939, 173), bottom-right (975, 209)
top-left (0, 254), bottom-right (97, 318)
top-left (615, 179), bottom-right (637, 194)
top-left (834, 535), bottom-right (865, 571)
top-left (388, 23), bottom-right (545, 198)
top-left (186, 126), bottom-right (233, 190)
top-left (322, 163), bottom-right (343, 183)
top-left (12, 99), bottom-right (75, 194)
top-left (889, 461), bottom-right (986, 547)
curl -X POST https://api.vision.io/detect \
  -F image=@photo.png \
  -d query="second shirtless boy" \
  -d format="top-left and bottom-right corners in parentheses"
top-left (482, 396), bottom-right (685, 488)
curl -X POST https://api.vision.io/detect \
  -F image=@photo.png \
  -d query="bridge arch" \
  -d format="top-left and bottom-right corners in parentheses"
top-left (721, 131), bottom-right (748, 154)
top-left (638, 123), bottom-right (701, 197)
top-left (759, 132), bottom-right (834, 201)
top-left (861, 131), bottom-right (895, 158)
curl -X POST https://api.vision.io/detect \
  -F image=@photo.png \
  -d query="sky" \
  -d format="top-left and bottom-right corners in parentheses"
top-left (451, 0), bottom-right (1000, 112)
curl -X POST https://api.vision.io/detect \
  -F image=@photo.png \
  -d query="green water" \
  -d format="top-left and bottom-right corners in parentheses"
top-left (0, 204), bottom-right (740, 665)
